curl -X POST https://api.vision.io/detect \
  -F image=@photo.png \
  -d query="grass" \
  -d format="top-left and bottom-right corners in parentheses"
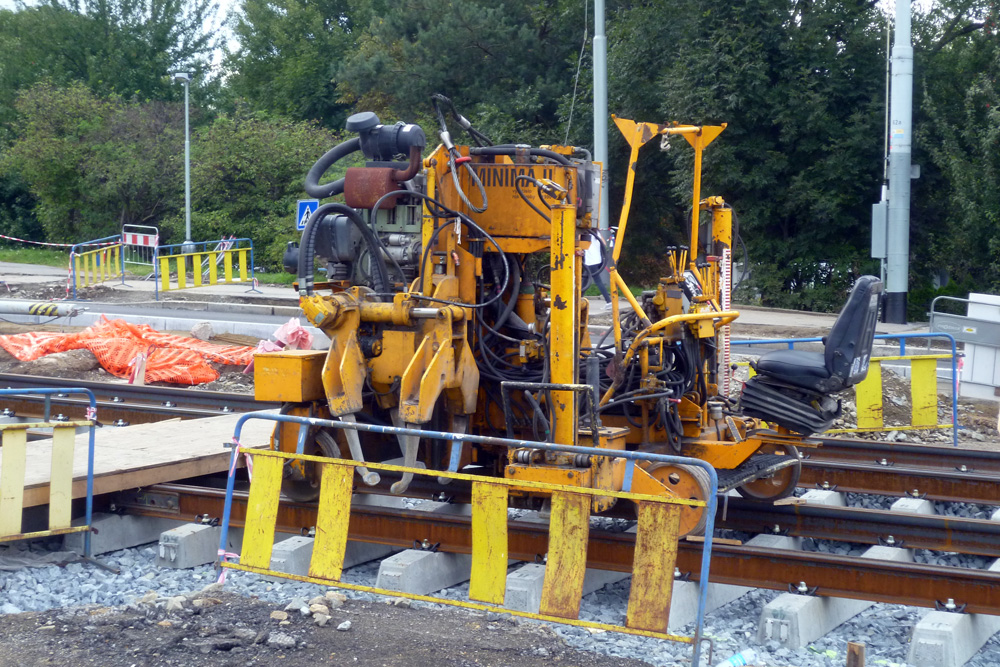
top-left (255, 272), bottom-right (297, 285)
top-left (584, 283), bottom-right (647, 297)
top-left (0, 246), bottom-right (72, 268)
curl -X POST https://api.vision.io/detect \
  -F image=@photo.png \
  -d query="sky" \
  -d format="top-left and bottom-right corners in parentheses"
top-left (0, 0), bottom-right (240, 67)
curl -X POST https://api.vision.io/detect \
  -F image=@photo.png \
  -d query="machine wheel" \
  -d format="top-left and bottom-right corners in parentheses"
top-left (281, 429), bottom-right (343, 502)
top-left (736, 444), bottom-right (801, 501)
top-left (643, 463), bottom-right (713, 537)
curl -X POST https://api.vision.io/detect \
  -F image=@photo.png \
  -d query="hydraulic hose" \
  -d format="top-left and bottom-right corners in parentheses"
top-left (492, 256), bottom-right (521, 331)
top-left (469, 146), bottom-right (572, 166)
top-left (304, 137), bottom-right (361, 199)
top-left (298, 202), bottom-right (391, 297)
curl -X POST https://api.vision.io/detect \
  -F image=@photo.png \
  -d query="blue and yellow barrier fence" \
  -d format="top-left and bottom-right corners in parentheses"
top-left (218, 413), bottom-right (719, 666)
top-left (71, 235), bottom-right (125, 298)
top-left (0, 388), bottom-right (97, 557)
top-left (154, 238), bottom-right (260, 299)
top-left (732, 333), bottom-right (960, 446)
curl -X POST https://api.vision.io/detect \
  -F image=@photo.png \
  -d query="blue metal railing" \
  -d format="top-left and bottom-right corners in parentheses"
top-left (220, 411), bottom-right (719, 666)
top-left (70, 234), bottom-right (125, 300)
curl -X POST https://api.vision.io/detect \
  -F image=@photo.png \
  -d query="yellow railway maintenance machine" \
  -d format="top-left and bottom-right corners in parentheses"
top-left (256, 99), bottom-right (882, 536)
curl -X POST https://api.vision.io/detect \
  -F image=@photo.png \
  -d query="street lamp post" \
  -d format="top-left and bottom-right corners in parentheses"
top-left (172, 72), bottom-right (193, 254)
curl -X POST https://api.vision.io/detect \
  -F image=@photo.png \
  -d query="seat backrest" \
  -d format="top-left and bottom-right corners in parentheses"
top-left (824, 275), bottom-right (883, 387)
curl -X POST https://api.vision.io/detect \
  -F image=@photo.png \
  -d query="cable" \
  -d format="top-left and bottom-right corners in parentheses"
top-left (469, 146), bottom-right (572, 166)
top-left (515, 175), bottom-right (551, 223)
top-left (431, 95), bottom-right (488, 213)
top-left (522, 389), bottom-right (551, 442)
top-left (381, 190), bottom-right (509, 310)
top-left (564, 0), bottom-right (588, 145)
top-left (431, 94), bottom-right (493, 147)
top-left (449, 152), bottom-right (488, 213)
top-left (304, 137), bottom-right (360, 199)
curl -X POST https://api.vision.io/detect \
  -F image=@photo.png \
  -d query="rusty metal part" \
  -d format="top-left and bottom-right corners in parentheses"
top-left (123, 483), bottom-right (1000, 614)
top-left (799, 460), bottom-right (1000, 504)
top-left (344, 168), bottom-right (403, 209)
top-left (717, 497), bottom-right (1000, 557)
top-left (393, 145), bottom-right (423, 182)
top-left (809, 436), bottom-right (1000, 475)
top-left (642, 463), bottom-right (711, 535)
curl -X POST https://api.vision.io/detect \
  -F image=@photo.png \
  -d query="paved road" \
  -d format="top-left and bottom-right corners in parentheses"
top-left (0, 261), bottom-right (933, 344)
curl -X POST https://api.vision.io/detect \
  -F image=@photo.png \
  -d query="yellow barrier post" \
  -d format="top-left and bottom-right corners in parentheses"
top-left (830, 353), bottom-right (954, 434)
top-left (0, 421), bottom-right (93, 543)
top-left (193, 253), bottom-right (204, 288)
top-left (855, 360), bottom-right (884, 429)
top-left (736, 352), bottom-right (954, 435)
top-left (73, 242), bottom-right (123, 291)
top-left (220, 451), bottom-right (703, 647)
top-left (156, 240), bottom-right (257, 297)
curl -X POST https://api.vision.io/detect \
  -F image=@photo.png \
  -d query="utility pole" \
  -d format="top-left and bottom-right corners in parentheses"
top-left (593, 0), bottom-right (609, 232)
top-left (885, 0), bottom-right (913, 323)
top-left (172, 72), bottom-right (193, 255)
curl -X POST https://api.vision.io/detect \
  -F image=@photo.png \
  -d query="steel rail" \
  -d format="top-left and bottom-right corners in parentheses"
top-left (798, 460), bottom-right (1000, 504)
top-left (807, 436), bottom-right (1000, 475)
top-left (0, 373), bottom-right (278, 423)
top-left (122, 483), bottom-right (1000, 615)
top-left (717, 496), bottom-right (1000, 557)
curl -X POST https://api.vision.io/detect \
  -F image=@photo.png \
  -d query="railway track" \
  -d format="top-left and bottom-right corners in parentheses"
top-left (9, 381), bottom-right (1000, 615)
top-left (116, 482), bottom-right (1000, 615)
top-left (0, 373), bottom-right (279, 423)
top-left (804, 435), bottom-right (1000, 503)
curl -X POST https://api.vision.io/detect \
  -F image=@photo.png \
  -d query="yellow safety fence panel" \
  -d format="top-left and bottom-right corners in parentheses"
top-left (0, 421), bottom-right (92, 543)
top-left (159, 248), bottom-right (250, 293)
top-left (223, 449), bottom-right (704, 644)
top-left (74, 244), bottom-right (122, 289)
top-left (738, 354), bottom-right (953, 433)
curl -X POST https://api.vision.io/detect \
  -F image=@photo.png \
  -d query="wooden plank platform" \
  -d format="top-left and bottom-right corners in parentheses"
top-left (5, 412), bottom-right (276, 508)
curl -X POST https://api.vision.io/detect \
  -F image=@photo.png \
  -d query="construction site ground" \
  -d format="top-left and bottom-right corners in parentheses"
top-left (0, 590), bottom-right (654, 667)
top-left (0, 261), bottom-right (998, 666)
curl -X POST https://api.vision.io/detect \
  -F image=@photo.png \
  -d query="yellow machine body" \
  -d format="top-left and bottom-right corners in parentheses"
top-left (257, 109), bottom-right (807, 526)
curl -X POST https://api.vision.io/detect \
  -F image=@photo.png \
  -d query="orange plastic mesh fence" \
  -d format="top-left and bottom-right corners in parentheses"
top-left (0, 317), bottom-right (256, 385)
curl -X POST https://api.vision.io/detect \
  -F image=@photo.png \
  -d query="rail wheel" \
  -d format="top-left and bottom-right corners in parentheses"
top-left (736, 444), bottom-right (801, 501)
top-left (642, 463), bottom-right (713, 537)
top-left (281, 429), bottom-right (343, 502)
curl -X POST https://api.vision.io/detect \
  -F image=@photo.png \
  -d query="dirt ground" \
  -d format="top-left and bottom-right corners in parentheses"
top-left (0, 590), bottom-right (657, 667)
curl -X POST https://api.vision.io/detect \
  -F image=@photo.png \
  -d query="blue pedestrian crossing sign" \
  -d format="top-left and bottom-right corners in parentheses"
top-left (296, 199), bottom-right (320, 231)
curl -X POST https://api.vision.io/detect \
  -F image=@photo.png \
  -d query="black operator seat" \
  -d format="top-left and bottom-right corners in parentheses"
top-left (752, 275), bottom-right (883, 394)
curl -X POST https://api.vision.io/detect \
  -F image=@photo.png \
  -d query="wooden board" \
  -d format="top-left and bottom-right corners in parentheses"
top-left (4, 412), bottom-right (276, 508)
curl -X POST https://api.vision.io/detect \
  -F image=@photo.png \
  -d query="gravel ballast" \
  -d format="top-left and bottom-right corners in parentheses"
top-left (5, 536), bottom-right (1000, 666)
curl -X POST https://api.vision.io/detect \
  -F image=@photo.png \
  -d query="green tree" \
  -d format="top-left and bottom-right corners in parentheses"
top-left (0, 0), bottom-right (217, 243)
top-left (3, 82), bottom-right (183, 241)
top-left (608, 0), bottom-right (886, 310)
top-left (223, 0), bottom-right (371, 128)
top-left (0, 5), bottom-right (94, 127)
top-left (0, 172), bottom-right (39, 241)
top-left (0, 0), bottom-right (216, 116)
top-left (159, 108), bottom-right (337, 267)
top-left (337, 0), bottom-right (589, 144)
top-left (911, 0), bottom-right (1000, 306)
